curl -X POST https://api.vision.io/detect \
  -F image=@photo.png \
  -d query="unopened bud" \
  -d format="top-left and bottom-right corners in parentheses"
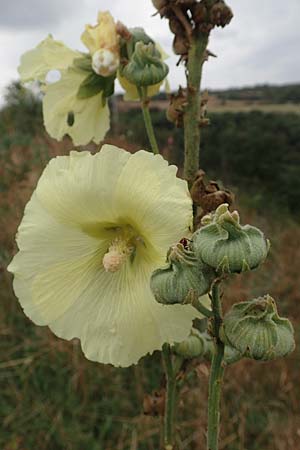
top-left (121, 41), bottom-right (169, 87)
top-left (173, 329), bottom-right (209, 359)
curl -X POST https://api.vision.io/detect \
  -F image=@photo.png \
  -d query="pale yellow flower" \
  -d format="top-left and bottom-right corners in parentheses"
top-left (43, 67), bottom-right (109, 145)
top-left (18, 35), bottom-right (110, 146)
top-left (8, 145), bottom-right (199, 367)
top-left (81, 11), bottom-right (120, 76)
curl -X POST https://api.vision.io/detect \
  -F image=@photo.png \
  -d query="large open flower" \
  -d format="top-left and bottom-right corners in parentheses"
top-left (8, 145), bottom-right (199, 367)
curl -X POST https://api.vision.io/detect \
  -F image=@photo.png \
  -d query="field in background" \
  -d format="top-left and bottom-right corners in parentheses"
top-left (1, 82), bottom-right (300, 449)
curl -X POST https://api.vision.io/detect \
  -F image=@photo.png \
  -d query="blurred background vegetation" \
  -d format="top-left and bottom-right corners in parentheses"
top-left (1, 81), bottom-right (300, 450)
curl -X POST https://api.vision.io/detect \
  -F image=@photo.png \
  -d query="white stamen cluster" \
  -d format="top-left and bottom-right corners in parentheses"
top-left (92, 49), bottom-right (119, 77)
top-left (102, 237), bottom-right (134, 272)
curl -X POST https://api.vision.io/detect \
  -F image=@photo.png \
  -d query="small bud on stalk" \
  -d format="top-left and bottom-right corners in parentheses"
top-left (173, 328), bottom-right (209, 359)
top-left (221, 295), bottom-right (295, 361)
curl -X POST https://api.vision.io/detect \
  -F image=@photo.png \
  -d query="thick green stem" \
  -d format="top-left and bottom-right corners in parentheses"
top-left (207, 282), bottom-right (225, 450)
top-left (183, 32), bottom-right (209, 185)
top-left (162, 344), bottom-right (177, 450)
top-left (138, 87), bottom-right (160, 155)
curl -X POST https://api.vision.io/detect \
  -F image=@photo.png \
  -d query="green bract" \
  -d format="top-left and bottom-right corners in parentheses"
top-left (223, 344), bottom-right (242, 365)
top-left (191, 203), bottom-right (270, 274)
top-left (222, 295), bottom-right (295, 361)
top-left (121, 41), bottom-right (169, 87)
top-left (173, 329), bottom-right (209, 359)
top-left (150, 242), bottom-right (215, 305)
top-left (74, 55), bottom-right (115, 102)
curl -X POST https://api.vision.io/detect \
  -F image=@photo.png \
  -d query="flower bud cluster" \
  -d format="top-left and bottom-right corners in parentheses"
top-left (151, 204), bottom-right (270, 308)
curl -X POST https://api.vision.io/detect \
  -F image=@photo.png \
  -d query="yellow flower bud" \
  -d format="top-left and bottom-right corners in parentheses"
top-left (81, 11), bottom-right (120, 76)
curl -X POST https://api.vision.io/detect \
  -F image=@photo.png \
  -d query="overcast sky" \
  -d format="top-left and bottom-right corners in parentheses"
top-left (0, 0), bottom-right (299, 103)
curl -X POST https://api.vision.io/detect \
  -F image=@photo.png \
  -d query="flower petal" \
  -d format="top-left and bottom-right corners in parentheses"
top-left (8, 193), bottom-right (106, 325)
top-left (113, 150), bottom-right (193, 253)
top-left (43, 68), bottom-right (110, 145)
top-left (34, 146), bottom-right (192, 251)
top-left (50, 254), bottom-right (198, 367)
top-left (33, 146), bottom-right (130, 226)
top-left (81, 11), bottom-right (119, 55)
top-left (9, 146), bottom-right (196, 367)
top-left (18, 35), bottom-right (80, 83)
top-left (118, 72), bottom-right (162, 101)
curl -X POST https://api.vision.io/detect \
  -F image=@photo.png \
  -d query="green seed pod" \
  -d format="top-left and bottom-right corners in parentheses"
top-left (223, 344), bottom-right (242, 365)
top-left (197, 332), bottom-right (242, 364)
top-left (173, 329), bottom-right (209, 359)
top-left (129, 27), bottom-right (154, 47)
top-left (121, 41), bottom-right (169, 87)
top-left (191, 203), bottom-right (270, 274)
top-left (222, 295), bottom-right (295, 361)
top-left (150, 242), bottom-right (215, 305)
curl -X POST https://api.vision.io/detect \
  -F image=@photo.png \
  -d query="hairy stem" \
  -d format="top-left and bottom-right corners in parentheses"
top-left (183, 32), bottom-right (209, 185)
top-left (192, 297), bottom-right (214, 318)
top-left (207, 282), bottom-right (225, 450)
top-left (162, 344), bottom-right (177, 450)
top-left (138, 86), bottom-right (160, 154)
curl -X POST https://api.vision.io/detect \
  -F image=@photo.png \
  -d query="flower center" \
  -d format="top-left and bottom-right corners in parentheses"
top-left (102, 224), bottom-right (146, 273)
top-left (102, 236), bottom-right (135, 273)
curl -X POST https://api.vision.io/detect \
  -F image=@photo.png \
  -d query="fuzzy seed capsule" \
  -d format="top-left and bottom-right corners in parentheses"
top-left (191, 203), bottom-right (270, 274)
top-left (150, 242), bottom-right (215, 305)
top-left (221, 295), bottom-right (295, 361)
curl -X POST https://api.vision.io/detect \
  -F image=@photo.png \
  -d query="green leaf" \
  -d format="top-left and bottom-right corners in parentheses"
top-left (73, 54), bottom-right (93, 72)
top-left (77, 72), bottom-right (115, 101)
